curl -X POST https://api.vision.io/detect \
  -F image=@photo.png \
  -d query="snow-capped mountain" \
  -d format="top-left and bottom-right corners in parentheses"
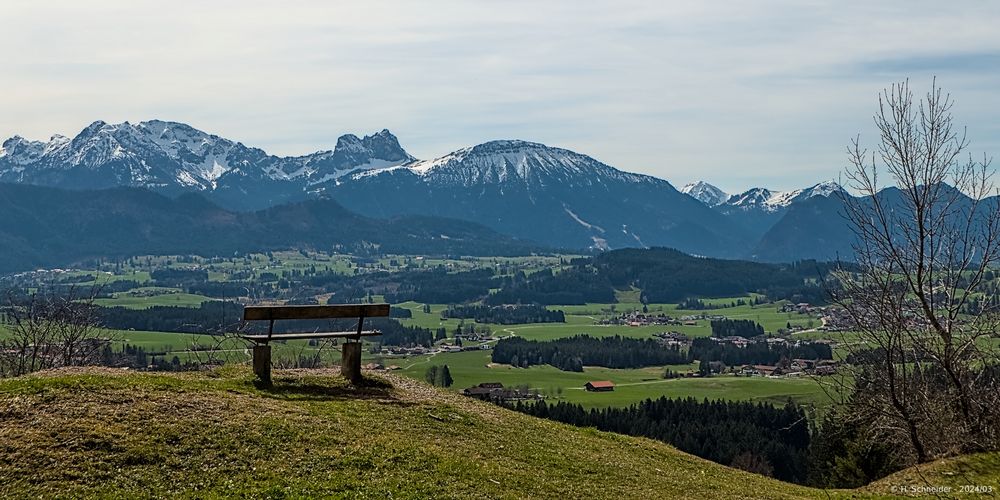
top-left (720, 181), bottom-right (844, 212)
top-left (0, 120), bottom-right (865, 259)
top-left (0, 120), bottom-right (412, 209)
top-left (352, 140), bottom-right (657, 188)
top-left (328, 139), bottom-right (748, 254)
top-left (796, 180), bottom-right (846, 200)
top-left (670, 180), bottom-right (849, 245)
top-left (681, 181), bottom-right (729, 206)
top-left (681, 180), bottom-right (845, 214)
top-left (723, 187), bottom-right (795, 212)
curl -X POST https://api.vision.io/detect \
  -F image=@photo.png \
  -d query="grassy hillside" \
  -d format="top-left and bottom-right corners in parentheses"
top-left (866, 453), bottom-right (1000, 497)
top-left (0, 367), bottom-right (850, 499)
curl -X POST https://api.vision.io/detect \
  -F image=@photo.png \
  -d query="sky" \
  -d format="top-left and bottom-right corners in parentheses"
top-left (2, 1), bottom-right (999, 193)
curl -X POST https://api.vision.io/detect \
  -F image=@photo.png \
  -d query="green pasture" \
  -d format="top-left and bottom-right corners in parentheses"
top-left (395, 299), bottom-right (821, 342)
top-left (555, 300), bottom-right (818, 334)
top-left (59, 270), bottom-right (152, 285)
top-left (395, 302), bottom-right (695, 340)
top-left (92, 289), bottom-right (215, 309)
top-left (393, 350), bottom-right (834, 409)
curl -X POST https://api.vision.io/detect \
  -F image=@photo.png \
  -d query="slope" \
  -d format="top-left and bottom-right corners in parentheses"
top-left (866, 453), bottom-right (1000, 496)
top-left (751, 194), bottom-right (854, 262)
top-left (0, 367), bottom-right (846, 499)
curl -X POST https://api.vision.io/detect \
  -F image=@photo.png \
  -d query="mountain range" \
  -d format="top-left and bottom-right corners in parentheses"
top-left (0, 184), bottom-right (540, 274)
top-left (1, 119), bottom-right (864, 264)
top-left (0, 120), bottom-right (412, 210)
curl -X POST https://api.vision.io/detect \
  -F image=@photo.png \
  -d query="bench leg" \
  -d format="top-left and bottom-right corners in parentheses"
top-left (252, 344), bottom-right (272, 386)
top-left (342, 341), bottom-right (362, 384)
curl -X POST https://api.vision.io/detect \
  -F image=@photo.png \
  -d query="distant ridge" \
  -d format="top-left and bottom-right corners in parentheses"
top-left (0, 120), bottom-right (871, 260)
top-left (0, 183), bottom-right (541, 274)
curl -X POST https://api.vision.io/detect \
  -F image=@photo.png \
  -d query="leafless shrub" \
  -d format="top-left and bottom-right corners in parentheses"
top-left (832, 79), bottom-right (1000, 463)
top-left (0, 286), bottom-right (113, 377)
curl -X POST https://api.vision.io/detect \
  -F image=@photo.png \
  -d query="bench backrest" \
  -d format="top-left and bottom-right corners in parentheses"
top-left (243, 304), bottom-right (390, 321)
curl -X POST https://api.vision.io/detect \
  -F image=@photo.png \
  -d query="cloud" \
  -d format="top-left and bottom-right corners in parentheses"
top-left (855, 52), bottom-right (1000, 76)
top-left (1, 0), bottom-right (998, 192)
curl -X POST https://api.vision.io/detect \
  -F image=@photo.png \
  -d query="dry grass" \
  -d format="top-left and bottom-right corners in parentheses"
top-left (865, 453), bottom-right (1000, 497)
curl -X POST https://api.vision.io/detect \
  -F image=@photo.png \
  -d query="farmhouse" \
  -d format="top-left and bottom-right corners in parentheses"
top-left (462, 386), bottom-right (495, 400)
top-left (653, 331), bottom-right (690, 347)
top-left (751, 365), bottom-right (782, 377)
top-left (601, 312), bottom-right (678, 327)
top-left (462, 382), bottom-right (505, 399)
top-left (584, 380), bottom-right (615, 392)
top-left (462, 382), bottom-right (542, 402)
top-left (814, 360), bottom-right (839, 375)
top-left (791, 359), bottom-right (816, 371)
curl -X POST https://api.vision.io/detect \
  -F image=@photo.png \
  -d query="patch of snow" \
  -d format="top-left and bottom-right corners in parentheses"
top-left (765, 188), bottom-right (804, 208)
top-left (590, 236), bottom-right (609, 251)
top-left (349, 163), bottom-right (415, 180)
top-left (564, 206), bottom-right (605, 233)
top-left (407, 148), bottom-right (471, 175)
top-left (309, 158), bottom-right (409, 186)
top-left (681, 181), bottom-right (729, 206)
top-left (801, 181), bottom-right (844, 198)
top-left (175, 170), bottom-right (202, 187)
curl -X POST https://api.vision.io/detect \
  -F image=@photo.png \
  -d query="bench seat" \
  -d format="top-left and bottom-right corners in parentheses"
top-left (241, 330), bottom-right (381, 342)
top-left (242, 303), bottom-right (389, 385)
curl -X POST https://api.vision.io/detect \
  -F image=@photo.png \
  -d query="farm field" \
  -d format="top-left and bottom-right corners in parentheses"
top-left (394, 300), bottom-right (820, 341)
top-left (392, 349), bottom-right (835, 409)
top-left (61, 269), bottom-right (152, 284)
top-left (386, 298), bottom-right (837, 408)
top-left (92, 289), bottom-right (216, 309)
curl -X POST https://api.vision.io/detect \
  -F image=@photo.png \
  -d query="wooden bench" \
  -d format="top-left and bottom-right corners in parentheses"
top-left (242, 304), bottom-right (389, 385)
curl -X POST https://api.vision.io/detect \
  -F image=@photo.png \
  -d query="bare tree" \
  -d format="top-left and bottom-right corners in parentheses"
top-left (832, 79), bottom-right (1000, 463)
top-left (0, 286), bottom-right (112, 377)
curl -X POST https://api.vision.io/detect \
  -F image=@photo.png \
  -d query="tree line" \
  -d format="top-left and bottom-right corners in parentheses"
top-left (491, 335), bottom-right (689, 371)
top-left (710, 318), bottom-right (764, 337)
top-left (480, 249), bottom-right (839, 306)
top-left (677, 297), bottom-right (754, 310)
top-left (441, 304), bottom-right (564, 325)
top-left (689, 337), bottom-right (833, 367)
